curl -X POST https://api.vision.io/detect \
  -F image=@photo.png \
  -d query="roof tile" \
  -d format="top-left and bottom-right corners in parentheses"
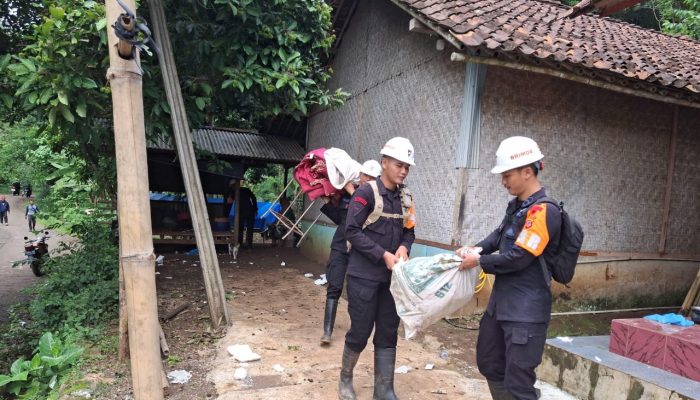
top-left (397, 0), bottom-right (700, 95)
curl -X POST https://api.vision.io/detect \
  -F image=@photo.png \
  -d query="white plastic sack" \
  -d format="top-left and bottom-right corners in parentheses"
top-left (324, 148), bottom-right (361, 190)
top-left (390, 253), bottom-right (479, 339)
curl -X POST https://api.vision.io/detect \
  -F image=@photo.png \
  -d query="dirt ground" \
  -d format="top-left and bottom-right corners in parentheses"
top-left (78, 244), bottom-right (582, 400)
top-left (85, 246), bottom-right (488, 399)
top-left (0, 195), bottom-right (42, 323)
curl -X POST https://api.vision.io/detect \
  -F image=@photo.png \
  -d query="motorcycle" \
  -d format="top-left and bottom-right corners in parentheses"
top-left (23, 231), bottom-right (50, 277)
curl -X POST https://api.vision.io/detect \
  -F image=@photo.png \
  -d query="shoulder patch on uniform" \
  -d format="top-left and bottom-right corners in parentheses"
top-left (515, 205), bottom-right (550, 256)
top-left (354, 197), bottom-right (368, 206)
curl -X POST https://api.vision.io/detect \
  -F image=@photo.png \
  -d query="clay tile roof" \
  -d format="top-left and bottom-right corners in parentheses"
top-left (395, 0), bottom-right (700, 96)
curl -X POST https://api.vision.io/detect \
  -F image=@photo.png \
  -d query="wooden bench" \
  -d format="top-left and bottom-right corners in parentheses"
top-left (152, 230), bottom-right (236, 245)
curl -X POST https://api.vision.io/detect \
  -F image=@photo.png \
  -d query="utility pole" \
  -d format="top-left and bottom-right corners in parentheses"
top-left (105, 1), bottom-right (164, 399)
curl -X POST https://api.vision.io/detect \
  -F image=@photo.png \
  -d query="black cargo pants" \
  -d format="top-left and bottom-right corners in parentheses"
top-left (344, 275), bottom-right (400, 353)
top-left (476, 312), bottom-right (548, 400)
top-left (325, 249), bottom-right (349, 300)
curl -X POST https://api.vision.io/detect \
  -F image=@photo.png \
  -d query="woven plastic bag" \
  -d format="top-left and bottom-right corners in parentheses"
top-left (390, 253), bottom-right (480, 339)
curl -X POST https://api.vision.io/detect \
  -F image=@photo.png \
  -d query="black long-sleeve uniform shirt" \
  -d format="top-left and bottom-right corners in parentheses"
top-left (320, 194), bottom-right (351, 254)
top-left (345, 179), bottom-right (415, 283)
top-left (477, 188), bottom-right (561, 323)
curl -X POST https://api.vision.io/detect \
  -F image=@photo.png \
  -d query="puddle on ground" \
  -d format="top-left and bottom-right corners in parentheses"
top-left (238, 374), bottom-right (285, 390)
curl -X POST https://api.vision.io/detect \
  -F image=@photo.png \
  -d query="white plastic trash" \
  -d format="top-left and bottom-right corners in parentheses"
top-left (424, 363), bottom-right (434, 370)
top-left (227, 344), bottom-right (261, 362)
top-left (394, 365), bottom-right (410, 374)
top-left (234, 367), bottom-right (247, 380)
top-left (273, 364), bottom-right (285, 373)
top-left (314, 274), bottom-right (327, 286)
top-left (167, 370), bottom-right (192, 384)
top-left (304, 273), bottom-right (314, 278)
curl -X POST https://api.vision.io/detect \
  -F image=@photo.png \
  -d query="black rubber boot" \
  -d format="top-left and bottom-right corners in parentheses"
top-left (487, 380), bottom-right (515, 400)
top-left (339, 345), bottom-right (360, 400)
top-left (321, 298), bottom-right (338, 345)
top-left (372, 347), bottom-right (398, 400)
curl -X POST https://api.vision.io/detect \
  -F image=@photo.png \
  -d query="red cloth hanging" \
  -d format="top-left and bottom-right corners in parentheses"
top-left (293, 148), bottom-right (339, 201)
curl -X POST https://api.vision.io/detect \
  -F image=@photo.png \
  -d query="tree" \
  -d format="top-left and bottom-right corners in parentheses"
top-left (654, 0), bottom-right (700, 40)
top-left (1, 0), bottom-right (347, 192)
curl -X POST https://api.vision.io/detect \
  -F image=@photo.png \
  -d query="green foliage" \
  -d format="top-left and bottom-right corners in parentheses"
top-left (0, 119), bottom-right (41, 187)
top-left (28, 223), bottom-right (119, 335)
top-left (2, 0), bottom-right (347, 191)
top-left (244, 164), bottom-right (298, 201)
top-left (655, 0), bottom-right (700, 40)
top-left (0, 332), bottom-right (83, 399)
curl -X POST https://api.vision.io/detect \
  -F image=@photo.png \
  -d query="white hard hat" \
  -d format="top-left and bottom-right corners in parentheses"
top-left (380, 137), bottom-right (415, 166)
top-left (360, 160), bottom-right (381, 178)
top-left (491, 136), bottom-right (544, 174)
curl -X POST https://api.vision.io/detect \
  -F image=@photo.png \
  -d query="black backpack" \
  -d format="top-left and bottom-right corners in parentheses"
top-left (535, 198), bottom-right (584, 286)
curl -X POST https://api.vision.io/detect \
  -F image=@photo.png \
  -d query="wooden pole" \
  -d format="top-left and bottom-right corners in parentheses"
top-left (233, 180), bottom-right (241, 246)
top-left (148, 0), bottom-right (230, 328)
top-left (105, 1), bottom-right (163, 398)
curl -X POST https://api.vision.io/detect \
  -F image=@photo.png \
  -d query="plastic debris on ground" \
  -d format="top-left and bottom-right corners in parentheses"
top-left (155, 255), bottom-right (165, 266)
top-left (273, 364), bottom-right (285, 373)
top-left (644, 313), bottom-right (694, 327)
top-left (556, 336), bottom-right (574, 343)
top-left (167, 370), bottom-right (192, 384)
top-left (186, 248), bottom-right (199, 256)
top-left (227, 344), bottom-right (261, 362)
top-left (304, 273), bottom-right (314, 278)
top-left (439, 350), bottom-right (449, 360)
top-left (394, 365), bottom-right (410, 374)
top-left (280, 262), bottom-right (286, 266)
top-left (314, 274), bottom-right (327, 286)
top-left (70, 389), bottom-right (92, 398)
top-left (424, 363), bottom-right (434, 370)
top-left (233, 367), bottom-right (247, 380)
top-left (430, 389), bottom-right (447, 395)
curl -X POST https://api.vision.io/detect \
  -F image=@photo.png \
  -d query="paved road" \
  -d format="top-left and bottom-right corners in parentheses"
top-left (0, 195), bottom-right (39, 322)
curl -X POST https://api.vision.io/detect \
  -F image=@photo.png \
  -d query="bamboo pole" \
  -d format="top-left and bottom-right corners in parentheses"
top-left (105, 1), bottom-right (163, 398)
top-left (148, 0), bottom-right (230, 328)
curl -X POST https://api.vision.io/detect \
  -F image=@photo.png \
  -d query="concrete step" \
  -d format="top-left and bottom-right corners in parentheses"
top-left (537, 336), bottom-right (700, 400)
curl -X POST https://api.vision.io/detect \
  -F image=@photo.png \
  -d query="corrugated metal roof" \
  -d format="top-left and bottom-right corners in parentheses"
top-left (148, 128), bottom-right (305, 164)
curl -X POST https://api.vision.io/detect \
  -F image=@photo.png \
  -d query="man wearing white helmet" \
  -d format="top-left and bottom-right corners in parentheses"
top-left (459, 136), bottom-right (562, 400)
top-left (338, 137), bottom-right (416, 400)
top-left (319, 159), bottom-right (381, 345)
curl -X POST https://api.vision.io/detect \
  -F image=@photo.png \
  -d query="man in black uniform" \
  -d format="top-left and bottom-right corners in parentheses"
top-left (226, 179), bottom-right (258, 248)
top-left (320, 160), bottom-right (381, 345)
top-left (459, 136), bottom-right (562, 400)
top-left (338, 137), bottom-right (416, 400)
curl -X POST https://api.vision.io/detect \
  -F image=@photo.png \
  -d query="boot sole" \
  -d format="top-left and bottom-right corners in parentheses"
top-left (320, 336), bottom-right (332, 345)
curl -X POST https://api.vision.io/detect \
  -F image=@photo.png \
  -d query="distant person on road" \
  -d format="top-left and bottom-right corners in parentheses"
top-left (25, 200), bottom-right (39, 231)
top-left (0, 196), bottom-right (9, 225)
top-left (12, 182), bottom-right (20, 196)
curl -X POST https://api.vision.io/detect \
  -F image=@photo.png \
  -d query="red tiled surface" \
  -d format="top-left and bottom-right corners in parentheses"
top-left (609, 318), bottom-right (700, 382)
top-left (394, 0), bottom-right (700, 96)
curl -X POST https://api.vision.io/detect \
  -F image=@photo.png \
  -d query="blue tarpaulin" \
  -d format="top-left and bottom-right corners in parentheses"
top-left (229, 201), bottom-right (281, 232)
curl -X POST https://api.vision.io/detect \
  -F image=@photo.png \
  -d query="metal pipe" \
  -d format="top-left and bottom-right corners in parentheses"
top-left (551, 306), bottom-right (680, 317)
top-left (262, 179), bottom-right (295, 218)
top-left (296, 212), bottom-right (324, 247)
top-left (576, 257), bottom-right (700, 264)
top-left (282, 199), bottom-right (317, 240)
